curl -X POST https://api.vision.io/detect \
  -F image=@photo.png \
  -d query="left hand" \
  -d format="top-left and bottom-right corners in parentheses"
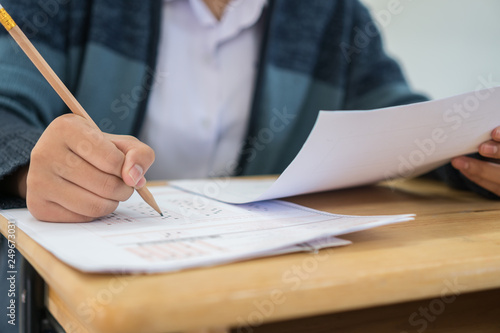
top-left (451, 126), bottom-right (500, 196)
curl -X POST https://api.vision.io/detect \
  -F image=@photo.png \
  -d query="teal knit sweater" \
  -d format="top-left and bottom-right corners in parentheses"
top-left (0, 0), bottom-right (494, 208)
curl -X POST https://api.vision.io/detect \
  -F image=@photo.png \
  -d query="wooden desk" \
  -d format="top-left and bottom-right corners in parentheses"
top-left (1, 178), bottom-right (500, 333)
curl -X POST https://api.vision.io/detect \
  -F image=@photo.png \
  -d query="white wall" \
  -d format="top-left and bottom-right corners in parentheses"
top-left (360, 0), bottom-right (500, 99)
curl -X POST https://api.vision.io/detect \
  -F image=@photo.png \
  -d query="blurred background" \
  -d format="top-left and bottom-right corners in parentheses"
top-left (360, 0), bottom-right (500, 100)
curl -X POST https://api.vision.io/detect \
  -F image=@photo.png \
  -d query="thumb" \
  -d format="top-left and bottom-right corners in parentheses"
top-left (107, 134), bottom-right (156, 188)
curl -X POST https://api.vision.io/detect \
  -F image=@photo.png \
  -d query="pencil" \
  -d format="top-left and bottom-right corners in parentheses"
top-left (0, 4), bottom-right (163, 217)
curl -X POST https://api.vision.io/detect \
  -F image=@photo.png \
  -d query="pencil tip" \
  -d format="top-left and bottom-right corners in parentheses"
top-left (160, 213), bottom-right (164, 217)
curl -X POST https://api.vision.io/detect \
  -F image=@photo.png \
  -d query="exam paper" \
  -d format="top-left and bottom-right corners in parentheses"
top-left (1, 186), bottom-right (413, 273)
top-left (171, 86), bottom-right (500, 203)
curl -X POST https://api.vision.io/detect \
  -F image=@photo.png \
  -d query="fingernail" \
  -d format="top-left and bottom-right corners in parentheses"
top-left (129, 164), bottom-right (143, 186)
top-left (481, 142), bottom-right (498, 156)
top-left (136, 177), bottom-right (146, 189)
top-left (494, 128), bottom-right (500, 140)
top-left (453, 158), bottom-right (469, 170)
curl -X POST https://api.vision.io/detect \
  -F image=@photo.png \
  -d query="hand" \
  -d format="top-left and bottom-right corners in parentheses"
top-left (26, 114), bottom-right (155, 222)
top-left (451, 126), bottom-right (500, 196)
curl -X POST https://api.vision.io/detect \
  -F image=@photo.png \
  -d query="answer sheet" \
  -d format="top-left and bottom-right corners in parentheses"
top-left (1, 186), bottom-right (413, 273)
top-left (171, 86), bottom-right (500, 203)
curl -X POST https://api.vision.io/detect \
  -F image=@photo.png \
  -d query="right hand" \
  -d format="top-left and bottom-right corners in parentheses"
top-left (26, 114), bottom-right (155, 222)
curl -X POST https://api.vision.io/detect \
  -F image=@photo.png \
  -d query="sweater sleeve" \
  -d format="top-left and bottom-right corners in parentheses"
top-left (341, 1), bottom-right (428, 110)
top-left (0, 1), bottom-right (69, 208)
top-left (0, 111), bottom-right (43, 209)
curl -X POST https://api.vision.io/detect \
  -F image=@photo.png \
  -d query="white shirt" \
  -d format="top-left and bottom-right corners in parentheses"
top-left (139, 0), bottom-right (267, 180)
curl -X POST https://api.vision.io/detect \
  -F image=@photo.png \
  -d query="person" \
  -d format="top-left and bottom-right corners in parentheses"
top-left (0, 0), bottom-right (499, 221)
top-left (0, 0), bottom-right (499, 331)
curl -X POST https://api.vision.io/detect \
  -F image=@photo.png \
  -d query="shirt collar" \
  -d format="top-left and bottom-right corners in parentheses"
top-left (164, 0), bottom-right (267, 29)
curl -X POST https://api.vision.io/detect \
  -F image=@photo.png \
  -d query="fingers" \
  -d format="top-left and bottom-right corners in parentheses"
top-left (26, 114), bottom-right (156, 222)
top-left (27, 166), bottom-right (119, 222)
top-left (53, 154), bottom-right (134, 202)
top-left (478, 127), bottom-right (500, 161)
top-left (451, 127), bottom-right (500, 197)
top-left (108, 134), bottom-right (155, 189)
top-left (452, 157), bottom-right (500, 196)
top-left (27, 114), bottom-right (137, 222)
top-left (31, 115), bottom-right (133, 200)
top-left (49, 177), bottom-right (120, 218)
top-left (27, 200), bottom-right (95, 223)
top-left (480, 142), bottom-right (499, 158)
top-left (27, 180), bottom-right (119, 222)
top-left (54, 115), bottom-right (125, 178)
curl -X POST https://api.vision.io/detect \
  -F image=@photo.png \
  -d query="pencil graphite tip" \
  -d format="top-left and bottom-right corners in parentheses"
top-left (160, 213), bottom-right (164, 217)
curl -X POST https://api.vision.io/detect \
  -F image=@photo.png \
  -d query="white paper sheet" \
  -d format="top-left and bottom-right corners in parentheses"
top-left (1, 186), bottom-right (414, 273)
top-left (171, 86), bottom-right (500, 203)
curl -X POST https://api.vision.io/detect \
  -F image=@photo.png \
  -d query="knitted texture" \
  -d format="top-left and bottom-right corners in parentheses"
top-left (0, 0), bottom-right (496, 206)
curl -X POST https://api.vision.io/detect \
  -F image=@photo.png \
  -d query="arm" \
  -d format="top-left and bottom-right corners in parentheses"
top-left (0, 110), bottom-right (42, 209)
top-left (0, 86), bottom-right (156, 222)
top-left (0, 2), bottom-right (156, 220)
top-left (0, 0), bottom-right (67, 207)
top-left (342, 1), bottom-right (428, 110)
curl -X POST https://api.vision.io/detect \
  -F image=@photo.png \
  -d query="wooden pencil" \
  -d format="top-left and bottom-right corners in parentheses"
top-left (0, 4), bottom-right (163, 217)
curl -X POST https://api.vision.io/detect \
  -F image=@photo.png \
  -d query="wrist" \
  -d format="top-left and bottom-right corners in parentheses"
top-left (1, 166), bottom-right (28, 199)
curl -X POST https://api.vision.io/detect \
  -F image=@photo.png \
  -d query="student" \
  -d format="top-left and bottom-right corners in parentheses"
top-left (1, 0), bottom-right (498, 222)
top-left (0, 0), bottom-right (499, 329)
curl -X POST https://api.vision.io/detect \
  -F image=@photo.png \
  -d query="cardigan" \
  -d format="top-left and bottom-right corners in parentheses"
top-left (0, 0), bottom-right (495, 208)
